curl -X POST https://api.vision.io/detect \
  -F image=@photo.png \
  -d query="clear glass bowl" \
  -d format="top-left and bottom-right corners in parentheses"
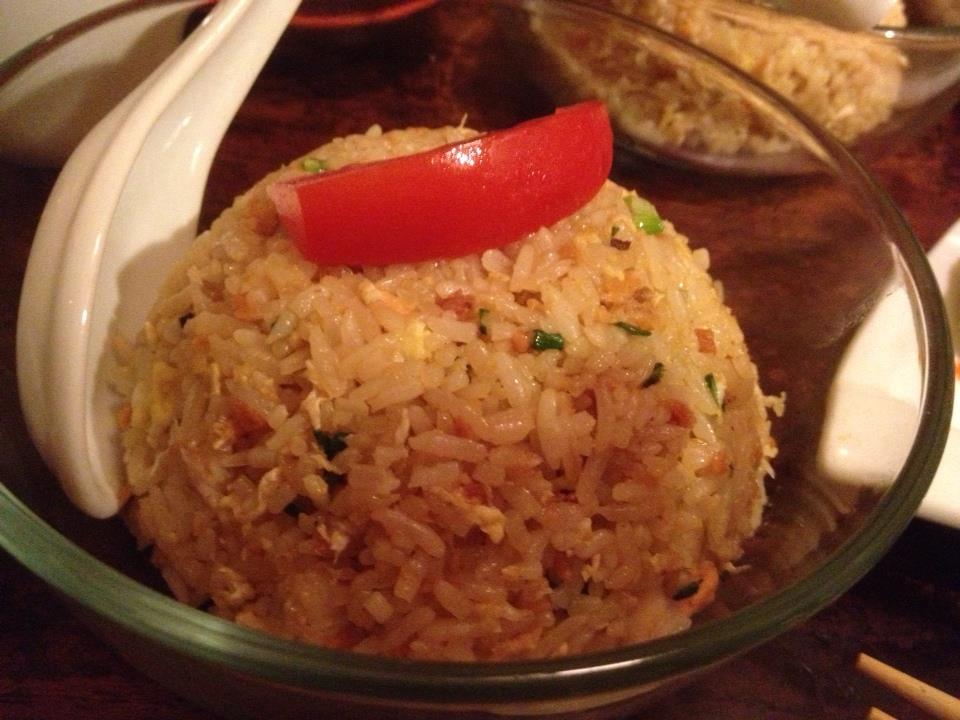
top-left (0, 1), bottom-right (952, 718)
top-left (573, 0), bottom-right (960, 168)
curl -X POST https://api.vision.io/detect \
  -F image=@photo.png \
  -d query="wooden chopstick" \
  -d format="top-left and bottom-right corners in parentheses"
top-left (857, 653), bottom-right (960, 720)
top-left (868, 706), bottom-right (899, 720)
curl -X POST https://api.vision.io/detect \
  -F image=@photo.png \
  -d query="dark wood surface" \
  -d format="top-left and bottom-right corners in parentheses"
top-left (2, 12), bottom-right (960, 719)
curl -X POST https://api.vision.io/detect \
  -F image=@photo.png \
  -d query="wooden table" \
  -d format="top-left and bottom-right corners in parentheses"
top-left (2, 10), bottom-right (960, 719)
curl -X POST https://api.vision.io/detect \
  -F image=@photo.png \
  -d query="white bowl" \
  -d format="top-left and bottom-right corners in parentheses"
top-left (0, 1), bottom-right (200, 166)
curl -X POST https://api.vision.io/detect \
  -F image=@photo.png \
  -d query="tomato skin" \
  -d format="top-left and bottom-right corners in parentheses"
top-left (267, 101), bottom-right (613, 266)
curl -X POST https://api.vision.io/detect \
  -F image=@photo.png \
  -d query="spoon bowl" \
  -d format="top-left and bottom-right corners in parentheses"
top-left (16, 0), bottom-right (302, 517)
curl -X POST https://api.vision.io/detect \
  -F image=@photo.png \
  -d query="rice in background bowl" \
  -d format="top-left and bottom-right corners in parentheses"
top-left (530, 0), bottom-right (908, 160)
top-left (111, 123), bottom-right (778, 660)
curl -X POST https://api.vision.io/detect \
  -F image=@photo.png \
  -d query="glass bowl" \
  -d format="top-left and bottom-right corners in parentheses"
top-left (1, 1), bottom-right (952, 718)
top-left (574, 0), bottom-right (960, 168)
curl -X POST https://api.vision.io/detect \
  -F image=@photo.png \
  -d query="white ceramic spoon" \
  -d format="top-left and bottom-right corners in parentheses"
top-left (818, 218), bottom-right (960, 528)
top-left (17, 0), bottom-right (302, 518)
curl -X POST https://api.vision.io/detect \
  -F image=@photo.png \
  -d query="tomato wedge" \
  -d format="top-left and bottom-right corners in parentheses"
top-left (267, 101), bottom-right (613, 266)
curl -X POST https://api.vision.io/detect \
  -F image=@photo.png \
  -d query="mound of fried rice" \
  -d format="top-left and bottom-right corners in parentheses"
top-left (112, 123), bottom-right (778, 660)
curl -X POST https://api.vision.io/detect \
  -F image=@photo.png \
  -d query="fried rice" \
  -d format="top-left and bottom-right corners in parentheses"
top-left (112, 123), bottom-right (778, 660)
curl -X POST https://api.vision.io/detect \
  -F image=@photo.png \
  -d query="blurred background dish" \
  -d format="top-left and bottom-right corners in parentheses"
top-left (535, 0), bottom-right (960, 172)
top-left (0, 1), bottom-right (206, 166)
top-left (0, 0), bottom-right (122, 60)
top-left (5, 0), bottom-right (960, 172)
top-left (819, 216), bottom-right (960, 529)
top-left (0, 0), bottom-right (954, 718)
top-left (0, 0), bottom-right (438, 167)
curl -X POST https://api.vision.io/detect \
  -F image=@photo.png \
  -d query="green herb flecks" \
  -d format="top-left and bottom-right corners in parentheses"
top-left (624, 192), bottom-right (663, 235)
top-left (478, 307), bottom-right (490, 336)
top-left (614, 321), bottom-right (651, 337)
top-left (705, 373), bottom-right (723, 407)
top-left (313, 429), bottom-right (349, 459)
top-left (530, 329), bottom-right (565, 352)
top-left (642, 362), bottom-right (664, 388)
top-left (301, 157), bottom-right (328, 174)
top-left (672, 580), bottom-right (701, 601)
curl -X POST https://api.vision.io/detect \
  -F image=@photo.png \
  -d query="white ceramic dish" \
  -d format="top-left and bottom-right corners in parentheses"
top-left (820, 217), bottom-right (960, 528)
top-left (1, 0), bottom-right (121, 60)
top-left (0, 1), bottom-right (201, 166)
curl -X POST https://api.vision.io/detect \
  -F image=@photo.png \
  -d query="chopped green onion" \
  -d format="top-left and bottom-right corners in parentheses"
top-left (672, 580), bottom-right (700, 600)
top-left (624, 192), bottom-right (663, 235)
top-left (313, 429), bottom-right (349, 459)
top-left (478, 307), bottom-right (490, 335)
top-left (611, 223), bottom-right (622, 237)
top-left (705, 373), bottom-right (722, 407)
top-left (530, 329), bottom-right (565, 352)
top-left (301, 157), bottom-right (328, 173)
top-left (642, 362), bottom-right (664, 388)
top-left (614, 321), bottom-right (652, 336)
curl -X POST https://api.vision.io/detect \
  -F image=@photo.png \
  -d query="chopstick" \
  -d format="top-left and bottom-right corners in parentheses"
top-left (857, 653), bottom-right (960, 720)
top-left (868, 707), bottom-right (898, 720)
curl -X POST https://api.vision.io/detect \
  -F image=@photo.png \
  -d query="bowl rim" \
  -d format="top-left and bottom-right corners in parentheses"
top-left (0, 0), bottom-right (953, 705)
top-left (0, 0), bottom-right (217, 89)
top-left (875, 22), bottom-right (960, 46)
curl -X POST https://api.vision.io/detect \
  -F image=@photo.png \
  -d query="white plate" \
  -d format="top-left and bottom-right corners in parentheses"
top-left (819, 218), bottom-right (960, 528)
